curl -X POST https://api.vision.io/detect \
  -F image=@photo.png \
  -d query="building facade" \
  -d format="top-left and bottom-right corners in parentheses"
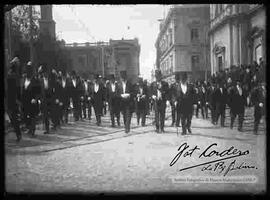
top-left (155, 4), bottom-right (210, 83)
top-left (62, 39), bottom-right (140, 84)
top-left (209, 4), bottom-right (266, 74)
top-left (39, 5), bottom-right (56, 39)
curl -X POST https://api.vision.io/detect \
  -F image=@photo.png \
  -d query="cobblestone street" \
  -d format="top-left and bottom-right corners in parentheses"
top-left (5, 107), bottom-right (266, 193)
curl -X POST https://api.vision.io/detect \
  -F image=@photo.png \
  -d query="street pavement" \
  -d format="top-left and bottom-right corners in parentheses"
top-left (5, 107), bottom-right (266, 194)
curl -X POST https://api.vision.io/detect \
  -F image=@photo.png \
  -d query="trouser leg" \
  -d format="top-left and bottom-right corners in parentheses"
top-left (155, 105), bottom-right (160, 131)
top-left (220, 108), bottom-right (225, 126)
top-left (9, 109), bottom-right (22, 139)
top-left (160, 105), bottom-right (166, 131)
top-left (181, 114), bottom-right (187, 134)
top-left (196, 105), bottom-right (199, 117)
top-left (176, 105), bottom-right (181, 127)
top-left (230, 111), bottom-right (236, 129)
top-left (171, 104), bottom-right (175, 125)
top-left (126, 107), bottom-right (131, 132)
top-left (238, 111), bottom-right (244, 130)
top-left (201, 106), bottom-right (205, 119)
top-left (136, 111), bottom-right (140, 125)
top-left (141, 110), bottom-right (146, 126)
top-left (254, 114), bottom-right (261, 133)
top-left (110, 109), bottom-right (115, 126)
top-left (205, 105), bottom-right (208, 118)
top-left (186, 113), bottom-right (192, 130)
top-left (116, 112), bottom-right (120, 126)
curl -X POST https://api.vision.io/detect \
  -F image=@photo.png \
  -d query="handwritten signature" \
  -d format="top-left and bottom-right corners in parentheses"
top-left (169, 142), bottom-right (257, 176)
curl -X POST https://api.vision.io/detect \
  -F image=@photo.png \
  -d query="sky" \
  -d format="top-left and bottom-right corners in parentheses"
top-left (52, 5), bottom-right (171, 80)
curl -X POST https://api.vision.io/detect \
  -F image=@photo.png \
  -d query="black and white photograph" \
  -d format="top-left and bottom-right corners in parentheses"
top-left (4, 4), bottom-right (266, 194)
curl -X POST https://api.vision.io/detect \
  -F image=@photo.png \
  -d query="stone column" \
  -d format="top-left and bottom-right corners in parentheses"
top-left (233, 21), bottom-right (239, 66)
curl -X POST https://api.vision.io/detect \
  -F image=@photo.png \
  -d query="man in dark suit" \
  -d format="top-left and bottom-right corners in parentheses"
top-left (251, 81), bottom-right (265, 134)
top-left (6, 57), bottom-right (22, 142)
top-left (213, 81), bottom-right (227, 127)
top-left (59, 71), bottom-right (71, 124)
top-left (39, 65), bottom-right (54, 134)
top-left (176, 72), bottom-right (196, 135)
top-left (151, 69), bottom-right (169, 133)
top-left (228, 80), bottom-right (247, 131)
top-left (119, 71), bottom-right (134, 133)
top-left (107, 74), bottom-right (121, 127)
top-left (21, 62), bottom-right (41, 137)
top-left (87, 77), bottom-right (94, 120)
top-left (135, 77), bottom-right (148, 127)
top-left (170, 72), bottom-right (180, 127)
top-left (50, 69), bottom-right (62, 130)
top-left (69, 71), bottom-right (80, 121)
top-left (81, 78), bottom-right (89, 119)
top-left (196, 83), bottom-right (207, 119)
top-left (207, 82), bottom-right (216, 124)
top-left (90, 74), bottom-right (105, 126)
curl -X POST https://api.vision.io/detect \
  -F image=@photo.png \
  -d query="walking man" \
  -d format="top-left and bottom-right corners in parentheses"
top-left (151, 69), bottom-right (169, 133)
top-left (176, 72), bottom-right (196, 135)
top-left (119, 71), bottom-right (134, 133)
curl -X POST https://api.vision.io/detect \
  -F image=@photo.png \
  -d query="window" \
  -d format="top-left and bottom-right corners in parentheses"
top-left (191, 28), bottom-right (199, 41)
top-left (78, 55), bottom-right (87, 68)
top-left (191, 55), bottom-right (200, 70)
top-left (255, 44), bottom-right (262, 64)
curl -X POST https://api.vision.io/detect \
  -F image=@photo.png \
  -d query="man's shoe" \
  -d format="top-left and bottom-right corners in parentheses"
top-left (161, 129), bottom-right (165, 133)
top-left (155, 129), bottom-right (160, 133)
top-left (187, 128), bottom-right (192, 134)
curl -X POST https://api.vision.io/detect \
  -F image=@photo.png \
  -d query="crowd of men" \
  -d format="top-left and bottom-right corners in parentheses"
top-left (6, 56), bottom-right (266, 142)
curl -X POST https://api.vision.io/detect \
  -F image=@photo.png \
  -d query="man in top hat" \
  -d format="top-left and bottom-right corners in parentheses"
top-left (119, 70), bottom-right (134, 133)
top-left (90, 74), bottom-right (105, 126)
top-left (150, 69), bottom-right (169, 133)
top-left (6, 57), bottom-right (22, 141)
top-left (176, 72), bottom-right (196, 135)
top-left (58, 70), bottom-right (71, 124)
top-left (21, 61), bottom-right (41, 137)
top-left (135, 77), bottom-right (149, 127)
top-left (38, 64), bottom-right (54, 134)
top-left (69, 71), bottom-right (81, 121)
top-left (227, 80), bottom-right (248, 131)
top-left (213, 80), bottom-right (228, 127)
top-left (170, 72), bottom-right (180, 127)
top-left (106, 74), bottom-right (121, 127)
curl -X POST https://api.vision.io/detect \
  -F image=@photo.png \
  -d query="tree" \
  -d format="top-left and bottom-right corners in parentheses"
top-left (9, 5), bottom-right (40, 42)
top-left (5, 5), bottom-right (40, 66)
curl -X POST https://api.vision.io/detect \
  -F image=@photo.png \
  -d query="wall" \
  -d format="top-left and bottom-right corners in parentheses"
top-left (211, 23), bottom-right (231, 71)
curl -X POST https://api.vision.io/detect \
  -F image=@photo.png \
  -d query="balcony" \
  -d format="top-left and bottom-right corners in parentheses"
top-left (210, 5), bottom-right (232, 29)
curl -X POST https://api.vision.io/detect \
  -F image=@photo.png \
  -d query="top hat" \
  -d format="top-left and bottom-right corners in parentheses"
top-left (95, 74), bottom-right (102, 79)
top-left (155, 69), bottom-right (162, 77)
top-left (120, 71), bottom-right (127, 79)
top-left (27, 61), bottom-right (32, 66)
top-left (175, 71), bottom-right (181, 81)
top-left (181, 72), bottom-right (188, 81)
top-left (109, 74), bottom-right (115, 80)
